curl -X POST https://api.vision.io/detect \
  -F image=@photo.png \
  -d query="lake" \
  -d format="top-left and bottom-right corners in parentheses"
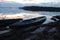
top-left (0, 7), bottom-right (60, 23)
top-left (0, 7), bottom-right (60, 34)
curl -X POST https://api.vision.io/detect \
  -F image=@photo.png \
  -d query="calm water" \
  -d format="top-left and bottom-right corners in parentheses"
top-left (0, 7), bottom-right (60, 23)
top-left (0, 7), bottom-right (60, 34)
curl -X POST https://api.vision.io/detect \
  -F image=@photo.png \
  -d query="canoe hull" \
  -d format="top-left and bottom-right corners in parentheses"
top-left (9, 16), bottom-right (46, 29)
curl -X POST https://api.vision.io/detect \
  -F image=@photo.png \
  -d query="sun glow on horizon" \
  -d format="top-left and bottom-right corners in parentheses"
top-left (0, 13), bottom-right (43, 19)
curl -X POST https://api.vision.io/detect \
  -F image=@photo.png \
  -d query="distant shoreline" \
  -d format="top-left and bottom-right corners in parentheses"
top-left (22, 6), bottom-right (60, 12)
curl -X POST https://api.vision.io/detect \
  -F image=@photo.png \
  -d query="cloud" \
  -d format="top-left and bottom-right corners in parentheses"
top-left (1, 0), bottom-right (60, 4)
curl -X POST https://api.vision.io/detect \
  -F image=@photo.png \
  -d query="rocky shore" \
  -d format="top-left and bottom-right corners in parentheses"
top-left (0, 15), bottom-right (60, 40)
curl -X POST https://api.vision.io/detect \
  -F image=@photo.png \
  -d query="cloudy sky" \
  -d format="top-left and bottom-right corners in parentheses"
top-left (0, 0), bottom-right (60, 4)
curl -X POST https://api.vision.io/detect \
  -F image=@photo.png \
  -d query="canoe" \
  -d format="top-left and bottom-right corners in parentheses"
top-left (9, 16), bottom-right (46, 29)
top-left (21, 6), bottom-right (60, 12)
top-left (0, 16), bottom-right (46, 38)
top-left (0, 18), bottom-right (23, 28)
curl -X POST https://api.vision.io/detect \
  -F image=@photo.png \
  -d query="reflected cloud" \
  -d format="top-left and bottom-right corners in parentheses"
top-left (0, 13), bottom-right (44, 20)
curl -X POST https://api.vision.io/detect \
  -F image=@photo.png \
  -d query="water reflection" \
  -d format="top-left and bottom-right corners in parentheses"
top-left (0, 9), bottom-right (60, 23)
top-left (0, 13), bottom-right (42, 19)
top-left (0, 8), bottom-right (60, 38)
top-left (0, 7), bottom-right (23, 13)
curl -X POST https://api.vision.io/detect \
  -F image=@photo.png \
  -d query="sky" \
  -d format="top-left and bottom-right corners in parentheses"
top-left (0, 0), bottom-right (60, 4)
